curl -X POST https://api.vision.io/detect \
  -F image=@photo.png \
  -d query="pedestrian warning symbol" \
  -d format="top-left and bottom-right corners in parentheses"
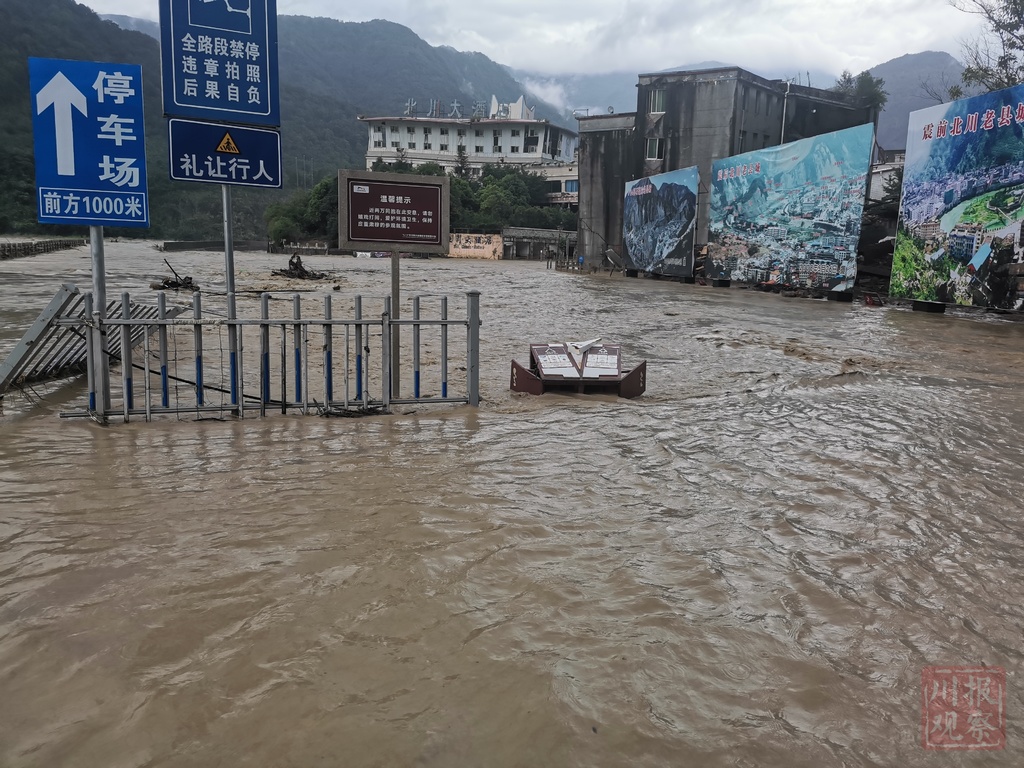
top-left (216, 132), bottom-right (240, 154)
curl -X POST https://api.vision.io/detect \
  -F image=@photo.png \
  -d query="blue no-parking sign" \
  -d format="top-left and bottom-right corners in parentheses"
top-left (159, 0), bottom-right (280, 126)
top-left (29, 57), bottom-right (149, 227)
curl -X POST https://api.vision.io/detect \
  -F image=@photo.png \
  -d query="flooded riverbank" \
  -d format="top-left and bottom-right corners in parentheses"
top-left (2, 241), bottom-right (1023, 766)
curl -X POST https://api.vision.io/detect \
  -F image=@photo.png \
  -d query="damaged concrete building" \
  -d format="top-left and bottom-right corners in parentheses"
top-left (578, 67), bottom-right (876, 271)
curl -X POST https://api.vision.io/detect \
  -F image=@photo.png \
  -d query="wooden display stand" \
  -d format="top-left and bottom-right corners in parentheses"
top-left (510, 340), bottom-right (647, 398)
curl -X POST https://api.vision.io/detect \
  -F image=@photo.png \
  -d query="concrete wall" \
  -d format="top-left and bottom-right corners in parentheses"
top-left (578, 114), bottom-right (636, 270)
top-left (449, 233), bottom-right (501, 259)
top-left (163, 240), bottom-right (269, 252)
top-left (0, 239), bottom-right (86, 260)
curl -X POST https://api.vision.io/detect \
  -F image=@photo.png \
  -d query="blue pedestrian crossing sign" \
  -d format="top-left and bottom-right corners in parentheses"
top-left (29, 57), bottom-right (150, 228)
top-left (159, 0), bottom-right (280, 127)
top-left (168, 118), bottom-right (281, 188)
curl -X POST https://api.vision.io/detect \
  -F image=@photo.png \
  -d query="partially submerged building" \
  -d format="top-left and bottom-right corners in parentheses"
top-left (578, 67), bottom-right (876, 269)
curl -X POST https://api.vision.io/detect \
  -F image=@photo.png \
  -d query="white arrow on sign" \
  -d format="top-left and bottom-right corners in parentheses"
top-left (35, 71), bottom-right (88, 177)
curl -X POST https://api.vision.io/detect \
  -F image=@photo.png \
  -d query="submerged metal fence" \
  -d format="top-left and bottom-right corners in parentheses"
top-left (53, 289), bottom-right (480, 422)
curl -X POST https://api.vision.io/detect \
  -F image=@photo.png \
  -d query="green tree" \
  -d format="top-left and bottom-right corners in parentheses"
top-left (415, 162), bottom-right (447, 177)
top-left (392, 148), bottom-right (413, 173)
top-left (448, 175), bottom-right (479, 230)
top-left (951, 0), bottom-right (1024, 91)
top-left (264, 192), bottom-right (307, 245)
top-left (302, 175), bottom-right (339, 243)
top-left (478, 185), bottom-right (515, 226)
top-left (882, 166), bottom-right (904, 204)
top-left (831, 70), bottom-right (888, 111)
top-left (454, 144), bottom-right (471, 178)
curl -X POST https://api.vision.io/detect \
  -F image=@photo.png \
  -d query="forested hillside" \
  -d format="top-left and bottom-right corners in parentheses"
top-left (0, 0), bottom-right (362, 238)
top-left (1, 1), bottom-right (565, 239)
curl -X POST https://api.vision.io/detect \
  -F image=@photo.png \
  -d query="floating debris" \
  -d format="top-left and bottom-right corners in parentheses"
top-left (272, 252), bottom-right (329, 280)
top-left (314, 401), bottom-right (391, 418)
top-left (150, 259), bottom-right (200, 292)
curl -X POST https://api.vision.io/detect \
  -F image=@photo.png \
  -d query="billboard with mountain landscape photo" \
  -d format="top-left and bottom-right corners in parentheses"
top-left (891, 84), bottom-right (1024, 309)
top-left (622, 167), bottom-right (699, 278)
top-left (706, 124), bottom-right (874, 292)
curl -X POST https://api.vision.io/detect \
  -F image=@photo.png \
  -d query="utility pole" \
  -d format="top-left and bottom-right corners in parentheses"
top-left (781, 80), bottom-right (792, 143)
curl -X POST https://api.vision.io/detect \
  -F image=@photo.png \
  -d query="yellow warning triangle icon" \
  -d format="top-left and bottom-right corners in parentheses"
top-left (216, 132), bottom-right (240, 154)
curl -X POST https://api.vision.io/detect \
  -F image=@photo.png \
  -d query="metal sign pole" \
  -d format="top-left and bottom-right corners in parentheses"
top-left (90, 225), bottom-right (110, 418)
top-left (222, 184), bottom-right (239, 413)
top-left (391, 249), bottom-right (401, 398)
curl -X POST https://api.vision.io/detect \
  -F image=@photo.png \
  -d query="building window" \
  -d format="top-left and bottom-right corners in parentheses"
top-left (475, 129), bottom-right (484, 137)
top-left (766, 96), bottom-right (772, 117)
top-left (565, 179), bottom-right (579, 193)
top-left (511, 129), bottom-right (521, 136)
top-left (408, 142), bottom-right (416, 149)
top-left (739, 130), bottom-right (747, 152)
top-left (458, 128), bottom-right (467, 136)
top-left (645, 137), bottom-right (664, 160)
top-left (391, 141), bottom-right (400, 148)
top-left (390, 126), bottom-right (399, 133)
top-left (407, 126), bottom-right (415, 134)
top-left (423, 127), bottom-right (432, 135)
top-left (440, 128), bottom-right (449, 135)
top-left (373, 125), bottom-right (383, 133)
top-left (648, 89), bottom-right (665, 113)
top-left (424, 143), bottom-right (432, 150)
top-left (475, 145), bottom-right (484, 153)
top-left (754, 91), bottom-right (760, 114)
top-left (373, 140), bottom-right (384, 148)
top-left (493, 136), bottom-right (501, 146)
top-left (494, 146), bottom-right (503, 153)
top-left (440, 144), bottom-right (449, 151)
top-left (493, 129), bottom-right (502, 137)
top-left (510, 146), bottom-right (520, 152)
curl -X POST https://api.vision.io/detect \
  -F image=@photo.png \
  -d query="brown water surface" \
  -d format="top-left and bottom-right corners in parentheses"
top-left (1, 243), bottom-right (1023, 766)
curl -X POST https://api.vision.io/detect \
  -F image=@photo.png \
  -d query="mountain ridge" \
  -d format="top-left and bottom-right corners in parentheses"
top-left (103, 10), bottom-right (968, 151)
top-left (513, 52), bottom-right (967, 150)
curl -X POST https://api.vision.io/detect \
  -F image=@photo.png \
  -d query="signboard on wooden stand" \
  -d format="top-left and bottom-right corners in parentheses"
top-left (338, 170), bottom-right (451, 398)
top-left (338, 170), bottom-right (450, 254)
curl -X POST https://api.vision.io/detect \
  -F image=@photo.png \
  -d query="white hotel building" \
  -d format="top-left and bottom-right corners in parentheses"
top-left (358, 96), bottom-right (580, 206)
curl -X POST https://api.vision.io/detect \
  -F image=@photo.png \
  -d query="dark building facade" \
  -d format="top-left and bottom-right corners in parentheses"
top-left (578, 67), bottom-right (876, 270)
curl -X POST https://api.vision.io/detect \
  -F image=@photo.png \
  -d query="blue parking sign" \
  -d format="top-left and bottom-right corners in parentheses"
top-left (159, 0), bottom-right (280, 126)
top-left (29, 57), bottom-right (149, 228)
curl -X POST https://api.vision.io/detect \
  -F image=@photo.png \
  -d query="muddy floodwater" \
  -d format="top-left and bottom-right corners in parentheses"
top-left (2, 242), bottom-right (1024, 767)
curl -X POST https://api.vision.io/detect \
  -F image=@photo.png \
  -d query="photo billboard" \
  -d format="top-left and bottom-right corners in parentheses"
top-left (622, 166), bottom-right (699, 278)
top-left (707, 123), bottom-right (874, 292)
top-left (891, 85), bottom-right (1024, 309)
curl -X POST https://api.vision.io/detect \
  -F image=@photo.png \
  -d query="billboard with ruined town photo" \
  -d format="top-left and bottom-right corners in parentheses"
top-left (891, 85), bottom-right (1024, 309)
top-left (706, 123), bottom-right (874, 292)
top-left (622, 166), bottom-right (699, 278)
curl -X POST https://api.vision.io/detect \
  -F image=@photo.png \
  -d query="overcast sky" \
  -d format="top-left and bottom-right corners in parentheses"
top-left (78, 0), bottom-right (984, 77)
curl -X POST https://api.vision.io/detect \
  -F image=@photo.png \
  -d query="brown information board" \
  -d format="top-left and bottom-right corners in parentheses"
top-left (338, 170), bottom-right (450, 255)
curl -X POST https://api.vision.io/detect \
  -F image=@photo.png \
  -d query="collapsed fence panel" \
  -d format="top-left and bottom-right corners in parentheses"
top-left (0, 284), bottom-right (187, 398)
